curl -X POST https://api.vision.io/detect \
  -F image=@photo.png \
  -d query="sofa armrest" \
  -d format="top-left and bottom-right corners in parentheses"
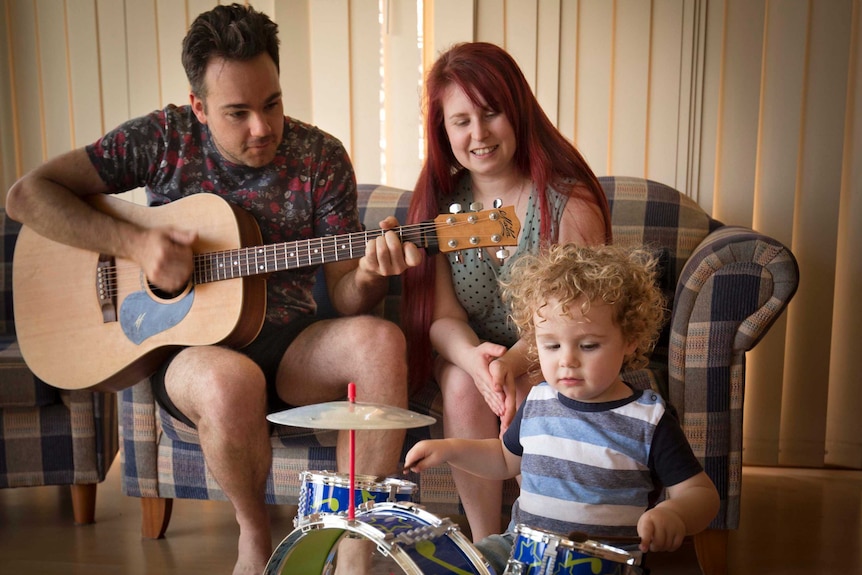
top-left (668, 225), bottom-right (799, 529)
top-left (119, 379), bottom-right (161, 498)
top-left (62, 389), bottom-right (118, 482)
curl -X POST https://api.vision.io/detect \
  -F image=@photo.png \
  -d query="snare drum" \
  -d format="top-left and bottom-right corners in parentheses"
top-left (503, 524), bottom-right (643, 575)
top-left (265, 501), bottom-right (494, 575)
top-left (296, 470), bottom-right (416, 524)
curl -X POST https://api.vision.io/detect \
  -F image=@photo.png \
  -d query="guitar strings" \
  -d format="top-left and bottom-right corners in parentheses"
top-left (97, 217), bottom-right (512, 294)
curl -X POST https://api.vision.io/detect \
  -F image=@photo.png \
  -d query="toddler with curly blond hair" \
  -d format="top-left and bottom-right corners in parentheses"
top-left (405, 243), bottom-right (719, 573)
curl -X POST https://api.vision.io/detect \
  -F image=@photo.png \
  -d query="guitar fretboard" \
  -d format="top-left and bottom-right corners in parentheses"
top-left (192, 223), bottom-right (437, 284)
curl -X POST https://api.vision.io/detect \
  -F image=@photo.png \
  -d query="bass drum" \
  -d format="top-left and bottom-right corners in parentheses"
top-left (265, 501), bottom-right (494, 575)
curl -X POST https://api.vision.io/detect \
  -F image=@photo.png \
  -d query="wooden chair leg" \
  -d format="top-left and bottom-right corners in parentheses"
top-left (141, 496), bottom-right (174, 539)
top-left (694, 528), bottom-right (729, 575)
top-left (70, 483), bottom-right (97, 525)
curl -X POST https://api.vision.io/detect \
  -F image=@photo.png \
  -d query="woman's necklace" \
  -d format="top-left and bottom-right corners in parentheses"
top-left (472, 176), bottom-right (529, 211)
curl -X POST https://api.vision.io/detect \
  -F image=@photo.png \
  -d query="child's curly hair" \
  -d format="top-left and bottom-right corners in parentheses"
top-left (500, 243), bottom-right (667, 370)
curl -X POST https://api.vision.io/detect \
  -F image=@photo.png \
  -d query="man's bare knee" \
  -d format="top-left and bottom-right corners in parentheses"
top-left (166, 347), bottom-right (267, 424)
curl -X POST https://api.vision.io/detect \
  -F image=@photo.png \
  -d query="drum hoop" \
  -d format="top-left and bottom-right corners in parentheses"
top-left (267, 512), bottom-right (421, 575)
top-left (513, 524), bottom-right (639, 566)
top-left (301, 470), bottom-right (418, 493)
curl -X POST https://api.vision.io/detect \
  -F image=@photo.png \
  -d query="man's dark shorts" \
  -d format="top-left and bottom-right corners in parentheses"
top-left (151, 316), bottom-right (319, 428)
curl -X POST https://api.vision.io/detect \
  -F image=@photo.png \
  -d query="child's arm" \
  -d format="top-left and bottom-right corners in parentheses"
top-left (404, 438), bottom-right (521, 480)
top-left (636, 470), bottom-right (720, 553)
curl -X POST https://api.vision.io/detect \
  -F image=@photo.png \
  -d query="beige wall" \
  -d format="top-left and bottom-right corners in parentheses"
top-left (1, 0), bottom-right (860, 469)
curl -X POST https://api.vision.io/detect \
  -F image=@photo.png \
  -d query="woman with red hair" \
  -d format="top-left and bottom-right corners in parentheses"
top-left (402, 42), bottom-right (613, 541)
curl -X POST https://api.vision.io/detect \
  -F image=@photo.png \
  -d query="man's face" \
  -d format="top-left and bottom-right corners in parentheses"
top-left (190, 52), bottom-right (284, 168)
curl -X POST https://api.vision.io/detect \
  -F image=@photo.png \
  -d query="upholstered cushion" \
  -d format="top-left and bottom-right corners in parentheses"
top-left (601, 176), bottom-right (720, 273)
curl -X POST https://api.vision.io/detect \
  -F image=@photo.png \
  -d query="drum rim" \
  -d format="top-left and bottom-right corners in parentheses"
top-left (512, 523), bottom-right (639, 566)
top-left (301, 470), bottom-right (418, 492)
top-left (266, 512), bottom-right (421, 575)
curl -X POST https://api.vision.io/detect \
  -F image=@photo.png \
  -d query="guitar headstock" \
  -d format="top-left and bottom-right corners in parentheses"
top-left (433, 205), bottom-right (521, 256)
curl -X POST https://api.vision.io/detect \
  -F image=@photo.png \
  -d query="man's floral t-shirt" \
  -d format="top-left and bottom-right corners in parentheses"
top-left (85, 104), bottom-right (360, 325)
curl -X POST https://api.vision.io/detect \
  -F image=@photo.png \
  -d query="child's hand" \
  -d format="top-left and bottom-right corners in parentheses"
top-left (636, 507), bottom-right (687, 553)
top-left (403, 440), bottom-right (446, 474)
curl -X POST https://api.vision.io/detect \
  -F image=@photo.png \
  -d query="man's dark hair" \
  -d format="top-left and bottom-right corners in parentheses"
top-left (181, 3), bottom-right (280, 98)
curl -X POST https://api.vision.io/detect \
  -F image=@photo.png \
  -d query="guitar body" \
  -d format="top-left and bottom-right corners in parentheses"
top-left (13, 194), bottom-right (266, 392)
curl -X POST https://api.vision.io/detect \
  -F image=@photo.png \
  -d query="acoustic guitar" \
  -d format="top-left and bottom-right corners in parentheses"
top-left (12, 193), bottom-right (520, 392)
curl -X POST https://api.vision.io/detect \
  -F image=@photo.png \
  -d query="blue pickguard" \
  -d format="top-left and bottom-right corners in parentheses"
top-left (119, 289), bottom-right (195, 344)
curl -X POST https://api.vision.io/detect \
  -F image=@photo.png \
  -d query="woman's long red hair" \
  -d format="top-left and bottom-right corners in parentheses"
top-left (402, 42), bottom-right (612, 392)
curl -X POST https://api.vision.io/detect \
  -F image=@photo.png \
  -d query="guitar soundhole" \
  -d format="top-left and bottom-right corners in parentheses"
top-left (148, 281), bottom-right (191, 301)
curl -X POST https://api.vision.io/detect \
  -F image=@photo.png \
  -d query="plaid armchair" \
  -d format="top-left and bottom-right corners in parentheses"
top-left (0, 208), bottom-right (118, 524)
top-left (118, 177), bottom-right (798, 575)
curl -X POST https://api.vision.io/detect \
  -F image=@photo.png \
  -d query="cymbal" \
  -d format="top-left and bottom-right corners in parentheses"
top-left (267, 401), bottom-right (436, 430)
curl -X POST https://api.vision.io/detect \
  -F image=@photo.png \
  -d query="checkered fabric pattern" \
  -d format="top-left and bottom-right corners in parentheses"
top-left (603, 176), bottom-right (798, 531)
top-left (0, 208), bottom-right (118, 492)
top-left (119, 178), bottom-right (798, 533)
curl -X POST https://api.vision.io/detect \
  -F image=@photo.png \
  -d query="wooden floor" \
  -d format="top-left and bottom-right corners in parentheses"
top-left (0, 464), bottom-right (860, 574)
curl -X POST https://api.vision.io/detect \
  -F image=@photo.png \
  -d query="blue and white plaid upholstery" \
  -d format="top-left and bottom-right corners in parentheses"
top-left (0, 208), bottom-right (118, 499)
top-left (118, 177), bottom-right (799, 534)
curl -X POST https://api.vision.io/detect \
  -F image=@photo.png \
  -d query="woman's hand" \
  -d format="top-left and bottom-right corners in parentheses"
top-left (464, 341), bottom-right (509, 416)
top-left (489, 356), bottom-right (517, 431)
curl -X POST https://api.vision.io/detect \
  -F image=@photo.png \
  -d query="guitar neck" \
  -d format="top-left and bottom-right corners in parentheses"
top-left (192, 222), bottom-right (435, 284)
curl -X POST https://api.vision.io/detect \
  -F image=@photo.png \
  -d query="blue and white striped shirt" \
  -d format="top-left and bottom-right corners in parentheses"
top-left (503, 382), bottom-right (702, 539)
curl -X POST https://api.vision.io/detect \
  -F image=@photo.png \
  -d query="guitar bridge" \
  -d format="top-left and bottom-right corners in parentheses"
top-left (97, 254), bottom-right (117, 323)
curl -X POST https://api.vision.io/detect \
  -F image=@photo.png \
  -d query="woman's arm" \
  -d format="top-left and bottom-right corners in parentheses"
top-left (558, 188), bottom-right (609, 246)
top-left (429, 254), bottom-right (511, 415)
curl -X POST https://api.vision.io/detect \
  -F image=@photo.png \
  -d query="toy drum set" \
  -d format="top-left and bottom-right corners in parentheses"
top-left (265, 384), bottom-right (493, 574)
top-left (265, 385), bottom-right (644, 574)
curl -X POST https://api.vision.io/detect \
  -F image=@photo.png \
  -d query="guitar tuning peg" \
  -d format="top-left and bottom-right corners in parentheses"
top-left (453, 252), bottom-right (463, 264)
top-left (476, 249), bottom-right (484, 261)
top-left (496, 248), bottom-right (511, 261)
top-left (449, 203), bottom-right (463, 214)
top-left (493, 198), bottom-right (503, 208)
top-left (469, 202), bottom-right (484, 212)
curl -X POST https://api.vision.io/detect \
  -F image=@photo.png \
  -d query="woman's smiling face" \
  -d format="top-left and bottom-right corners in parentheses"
top-left (441, 83), bottom-right (517, 180)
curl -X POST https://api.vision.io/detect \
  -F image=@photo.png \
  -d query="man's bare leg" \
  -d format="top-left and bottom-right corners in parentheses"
top-left (278, 315), bottom-right (408, 476)
top-left (278, 315), bottom-right (409, 574)
top-left (166, 346), bottom-right (273, 575)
